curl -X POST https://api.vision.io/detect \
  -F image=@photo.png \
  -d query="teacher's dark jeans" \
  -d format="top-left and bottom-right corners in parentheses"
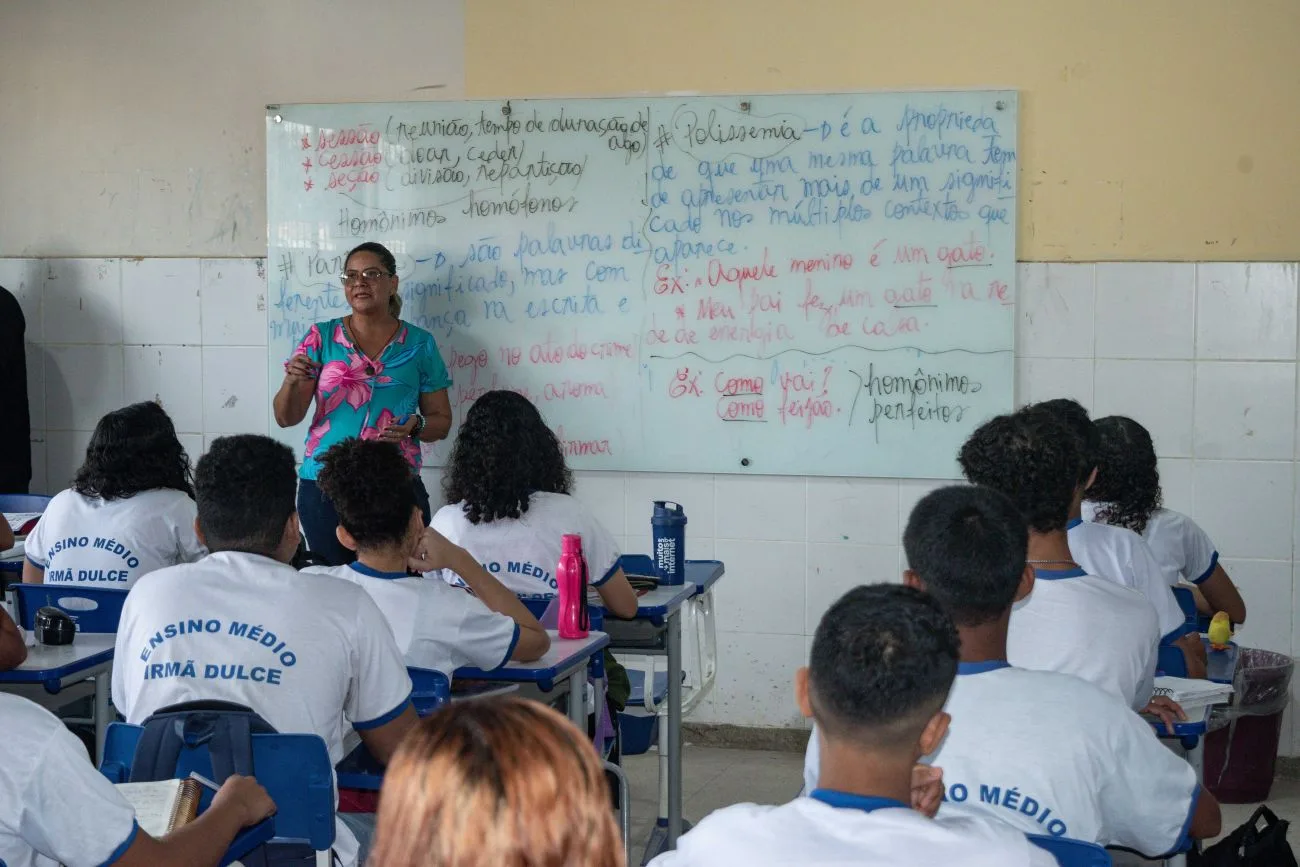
top-left (297, 475), bottom-right (431, 567)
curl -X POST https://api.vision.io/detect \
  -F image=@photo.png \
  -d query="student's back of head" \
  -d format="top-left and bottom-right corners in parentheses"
top-left (370, 697), bottom-right (623, 867)
top-left (442, 390), bottom-right (573, 525)
top-left (318, 439), bottom-right (420, 551)
top-left (957, 411), bottom-right (1081, 533)
top-left (196, 435), bottom-right (298, 559)
top-left (803, 585), bottom-right (959, 753)
top-left (903, 486), bottom-right (1029, 626)
top-left (1022, 398), bottom-right (1096, 488)
top-left (1089, 415), bottom-right (1162, 535)
top-left (74, 401), bottom-right (193, 500)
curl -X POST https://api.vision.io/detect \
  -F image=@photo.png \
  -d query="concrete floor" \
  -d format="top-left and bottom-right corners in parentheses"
top-left (621, 744), bottom-right (1300, 865)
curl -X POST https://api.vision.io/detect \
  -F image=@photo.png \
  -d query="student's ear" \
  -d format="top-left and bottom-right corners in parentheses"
top-left (193, 517), bottom-right (207, 549)
top-left (408, 505), bottom-right (425, 537)
top-left (278, 512), bottom-right (301, 563)
top-left (1014, 563), bottom-right (1036, 603)
top-left (335, 525), bottom-right (360, 553)
top-left (902, 569), bottom-right (926, 592)
top-left (916, 709), bottom-right (951, 758)
top-left (795, 667), bottom-right (814, 720)
top-left (1084, 466), bottom-right (1098, 492)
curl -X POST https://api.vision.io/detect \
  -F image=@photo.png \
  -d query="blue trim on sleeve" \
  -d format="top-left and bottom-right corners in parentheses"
top-left (494, 623), bottom-right (522, 670)
top-left (353, 694), bottom-right (413, 731)
top-left (1192, 551), bottom-right (1220, 585)
top-left (96, 820), bottom-right (140, 866)
top-left (1156, 783), bottom-right (1201, 858)
top-left (1033, 567), bottom-right (1088, 580)
top-left (593, 561), bottom-right (619, 587)
top-left (809, 790), bottom-right (908, 813)
top-left (957, 660), bottom-right (1012, 675)
top-left (25, 555), bottom-right (45, 569)
top-left (1066, 517), bottom-right (1083, 530)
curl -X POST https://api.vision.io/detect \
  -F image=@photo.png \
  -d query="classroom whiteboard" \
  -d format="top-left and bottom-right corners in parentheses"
top-left (266, 91), bottom-right (1016, 478)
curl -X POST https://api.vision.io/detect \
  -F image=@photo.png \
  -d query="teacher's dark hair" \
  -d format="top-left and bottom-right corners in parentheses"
top-left (73, 401), bottom-right (194, 501)
top-left (195, 435), bottom-right (297, 556)
top-left (346, 241), bottom-right (401, 317)
top-left (442, 390), bottom-right (572, 525)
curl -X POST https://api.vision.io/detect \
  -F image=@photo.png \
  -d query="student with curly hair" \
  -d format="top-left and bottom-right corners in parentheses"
top-left (23, 402), bottom-right (206, 589)
top-left (431, 390), bottom-right (638, 619)
top-left (1087, 416), bottom-right (1246, 624)
top-left (958, 411), bottom-right (1160, 710)
top-left (309, 438), bottom-right (548, 678)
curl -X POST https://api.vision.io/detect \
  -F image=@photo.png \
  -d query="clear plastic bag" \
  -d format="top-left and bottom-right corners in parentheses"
top-left (1209, 648), bottom-right (1294, 731)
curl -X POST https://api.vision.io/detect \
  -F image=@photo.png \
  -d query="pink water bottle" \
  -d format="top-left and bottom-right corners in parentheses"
top-left (557, 534), bottom-right (590, 639)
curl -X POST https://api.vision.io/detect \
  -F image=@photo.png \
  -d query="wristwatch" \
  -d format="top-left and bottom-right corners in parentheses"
top-left (409, 412), bottom-right (426, 438)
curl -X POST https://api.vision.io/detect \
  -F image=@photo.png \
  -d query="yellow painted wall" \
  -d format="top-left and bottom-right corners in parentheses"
top-left (465, 0), bottom-right (1300, 262)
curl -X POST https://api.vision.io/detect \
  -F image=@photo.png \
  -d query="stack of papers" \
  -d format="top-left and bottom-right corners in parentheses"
top-left (5, 513), bottom-right (42, 535)
top-left (1152, 676), bottom-right (1234, 714)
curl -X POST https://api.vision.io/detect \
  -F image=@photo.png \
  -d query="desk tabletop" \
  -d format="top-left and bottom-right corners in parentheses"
top-left (1206, 641), bottom-right (1239, 684)
top-left (0, 633), bottom-right (115, 683)
top-left (455, 630), bottom-right (609, 683)
top-left (684, 560), bottom-right (725, 595)
top-left (631, 583), bottom-right (695, 618)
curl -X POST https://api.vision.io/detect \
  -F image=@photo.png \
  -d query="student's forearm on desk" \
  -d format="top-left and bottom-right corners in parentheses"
top-left (272, 379), bottom-right (314, 428)
top-left (450, 549), bottom-right (549, 659)
top-left (0, 609), bottom-right (26, 670)
top-left (597, 569), bottom-right (639, 619)
top-left (118, 801), bottom-right (247, 867)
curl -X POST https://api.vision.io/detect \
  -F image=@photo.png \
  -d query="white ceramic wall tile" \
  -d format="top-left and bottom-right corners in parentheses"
top-left (1016, 263), bottom-right (1095, 358)
top-left (201, 259), bottom-right (268, 347)
top-left (1193, 461), bottom-right (1293, 560)
top-left (43, 259), bottom-right (123, 344)
top-left (712, 540), bottom-right (805, 635)
top-left (1092, 360), bottom-right (1194, 457)
top-left (625, 472), bottom-right (715, 540)
top-left (28, 438), bottom-right (47, 495)
top-left (201, 347), bottom-right (269, 434)
top-left (1094, 263), bottom-right (1196, 360)
top-left (121, 259), bottom-right (202, 345)
top-left (805, 478), bottom-right (899, 545)
top-left (570, 471), bottom-right (626, 540)
top-left (0, 258), bottom-right (45, 342)
top-left (1014, 357), bottom-right (1094, 409)
top-left (1194, 362), bottom-right (1296, 460)
top-left (43, 345), bottom-right (124, 431)
top-left (1223, 559), bottom-right (1292, 655)
top-left (688, 632), bottom-right (805, 727)
top-left (44, 430), bottom-right (92, 491)
top-left (122, 345), bottom-right (205, 433)
top-left (805, 544), bottom-right (900, 633)
top-left (24, 344), bottom-right (46, 430)
top-left (715, 476), bottom-right (807, 541)
top-left (177, 434), bottom-right (204, 464)
top-left (1155, 458), bottom-right (1194, 514)
top-left (898, 478), bottom-right (946, 528)
top-left (1196, 263), bottom-right (1298, 361)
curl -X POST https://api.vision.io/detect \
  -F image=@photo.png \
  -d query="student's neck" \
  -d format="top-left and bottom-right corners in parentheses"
top-left (355, 545), bottom-right (409, 575)
top-left (956, 614), bottom-right (1011, 664)
top-left (1067, 487), bottom-right (1085, 521)
top-left (1027, 530), bottom-right (1075, 566)
top-left (815, 739), bottom-right (914, 805)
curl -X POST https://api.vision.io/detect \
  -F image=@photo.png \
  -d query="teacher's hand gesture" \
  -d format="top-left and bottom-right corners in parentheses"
top-left (378, 415), bottom-right (419, 443)
top-left (283, 354), bottom-right (319, 384)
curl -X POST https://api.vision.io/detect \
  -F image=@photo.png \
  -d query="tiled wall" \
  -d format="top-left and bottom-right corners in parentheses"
top-left (4, 258), bottom-right (1299, 751)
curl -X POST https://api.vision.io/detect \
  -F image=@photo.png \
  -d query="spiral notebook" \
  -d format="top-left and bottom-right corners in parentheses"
top-left (115, 779), bottom-right (202, 838)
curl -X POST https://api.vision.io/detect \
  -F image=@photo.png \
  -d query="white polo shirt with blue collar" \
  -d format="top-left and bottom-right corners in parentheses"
top-left (305, 562), bottom-right (519, 679)
top-left (649, 787), bottom-right (1056, 866)
top-left (1067, 517), bottom-right (1186, 639)
top-left (1008, 565), bottom-right (1158, 710)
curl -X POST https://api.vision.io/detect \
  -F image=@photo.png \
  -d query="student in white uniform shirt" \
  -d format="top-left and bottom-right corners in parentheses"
top-left (959, 410), bottom-right (1160, 710)
top-left (664, 584), bottom-right (1054, 867)
top-left (23, 402), bottom-right (206, 589)
top-left (1089, 415), bottom-right (1248, 625)
top-left (1027, 400), bottom-right (1206, 677)
top-left (430, 390), bottom-right (638, 619)
top-left (0, 692), bottom-right (275, 867)
top-left (307, 437), bottom-right (549, 678)
top-left (113, 434), bottom-right (417, 867)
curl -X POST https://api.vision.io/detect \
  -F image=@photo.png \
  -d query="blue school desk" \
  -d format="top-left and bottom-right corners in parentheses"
top-left (0, 633), bottom-right (115, 762)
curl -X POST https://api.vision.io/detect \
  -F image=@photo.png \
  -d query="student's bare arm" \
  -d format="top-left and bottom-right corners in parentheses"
top-left (0, 608), bottom-right (25, 670)
top-left (358, 704), bottom-right (419, 765)
top-left (1174, 632), bottom-right (1207, 679)
top-left (21, 559), bottom-right (43, 584)
top-left (0, 521), bottom-right (12, 551)
top-left (116, 775), bottom-right (275, 867)
top-left (1188, 785), bottom-right (1222, 839)
top-left (596, 568), bottom-right (639, 619)
top-left (1200, 565), bottom-right (1246, 624)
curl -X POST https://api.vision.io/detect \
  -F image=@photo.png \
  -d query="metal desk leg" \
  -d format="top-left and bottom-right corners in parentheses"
top-left (667, 609), bottom-right (683, 845)
top-left (93, 670), bottom-right (111, 764)
top-left (566, 667), bottom-right (585, 730)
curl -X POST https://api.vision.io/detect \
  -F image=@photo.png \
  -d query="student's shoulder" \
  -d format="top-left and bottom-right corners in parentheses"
top-left (301, 564), bottom-right (356, 582)
top-left (1150, 508), bottom-right (1203, 539)
top-left (1078, 570), bottom-right (1155, 611)
top-left (529, 491), bottom-right (592, 521)
top-left (430, 502), bottom-right (468, 533)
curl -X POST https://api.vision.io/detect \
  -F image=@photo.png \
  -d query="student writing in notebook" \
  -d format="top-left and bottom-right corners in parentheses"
top-left (0, 693), bottom-right (274, 867)
top-left (307, 437), bottom-right (548, 678)
top-left (1026, 399), bottom-right (1205, 677)
top-left (1088, 415), bottom-right (1247, 624)
top-left (802, 486), bottom-right (1221, 853)
top-left (667, 584), bottom-right (1054, 867)
top-left (959, 410), bottom-right (1161, 710)
top-left (113, 435), bottom-right (416, 867)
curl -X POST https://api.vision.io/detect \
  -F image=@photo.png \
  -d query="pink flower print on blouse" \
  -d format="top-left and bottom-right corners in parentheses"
top-left (293, 325), bottom-right (323, 359)
top-left (303, 418), bottom-right (332, 458)
top-left (361, 409), bottom-right (421, 466)
top-left (318, 354), bottom-right (392, 411)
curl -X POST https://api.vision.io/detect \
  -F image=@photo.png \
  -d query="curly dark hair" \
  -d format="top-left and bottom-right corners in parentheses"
top-left (1023, 398), bottom-right (1096, 487)
top-left (318, 439), bottom-right (417, 549)
top-left (442, 391), bottom-right (572, 525)
top-left (195, 435), bottom-right (296, 556)
top-left (957, 411), bottom-right (1081, 534)
top-left (72, 401), bottom-right (194, 501)
top-left (1088, 416), bottom-right (1163, 535)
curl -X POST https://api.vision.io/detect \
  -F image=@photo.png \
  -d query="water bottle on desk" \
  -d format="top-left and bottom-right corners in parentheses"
top-left (652, 501), bottom-right (687, 585)
top-left (557, 534), bottom-right (590, 639)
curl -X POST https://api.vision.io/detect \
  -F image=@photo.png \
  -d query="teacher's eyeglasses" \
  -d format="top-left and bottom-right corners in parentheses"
top-left (339, 268), bottom-right (392, 286)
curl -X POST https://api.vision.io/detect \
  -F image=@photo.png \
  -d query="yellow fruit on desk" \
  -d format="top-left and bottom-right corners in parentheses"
top-left (1208, 612), bottom-right (1233, 650)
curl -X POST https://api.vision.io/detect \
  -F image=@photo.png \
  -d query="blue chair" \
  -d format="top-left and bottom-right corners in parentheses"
top-left (12, 584), bottom-right (127, 632)
top-left (407, 667), bottom-right (451, 716)
top-left (100, 721), bottom-right (336, 859)
top-left (1029, 834), bottom-right (1112, 865)
top-left (0, 494), bottom-right (52, 514)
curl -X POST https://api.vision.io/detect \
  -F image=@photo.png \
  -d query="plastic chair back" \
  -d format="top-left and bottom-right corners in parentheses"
top-left (1028, 834), bottom-right (1112, 866)
top-left (0, 494), bottom-right (52, 514)
top-left (407, 667), bottom-right (450, 715)
top-left (12, 584), bottom-right (127, 632)
top-left (1157, 642), bottom-right (1189, 678)
top-left (99, 721), bottom-right (335, 852)
top-left (1171, 586), bottom-right (1198, 624)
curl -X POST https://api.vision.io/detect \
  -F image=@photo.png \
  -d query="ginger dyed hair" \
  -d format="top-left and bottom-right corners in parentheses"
top-left (369, 697), bottom-right (624, 867)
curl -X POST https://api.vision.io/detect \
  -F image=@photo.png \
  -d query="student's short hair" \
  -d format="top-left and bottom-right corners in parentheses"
top-left (958, 411), bottom-right (1082, 533)
top-left (317, 439), bottom-right (416, 549)
top-left (808, 585), bottom-right (958, 749)
top-left (904, 486), bottom-right (1029, 626)
top-left (1023, 398), bottom-right (1096, 486)
top-left (195, 435), bottom-right (297, 556)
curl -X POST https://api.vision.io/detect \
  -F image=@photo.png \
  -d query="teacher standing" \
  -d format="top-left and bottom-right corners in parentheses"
top-left (274, 241), bottom-right (452, 566)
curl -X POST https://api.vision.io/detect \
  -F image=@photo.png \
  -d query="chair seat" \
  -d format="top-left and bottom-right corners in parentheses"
top-left (627, 669), bottom-right (668, 707)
